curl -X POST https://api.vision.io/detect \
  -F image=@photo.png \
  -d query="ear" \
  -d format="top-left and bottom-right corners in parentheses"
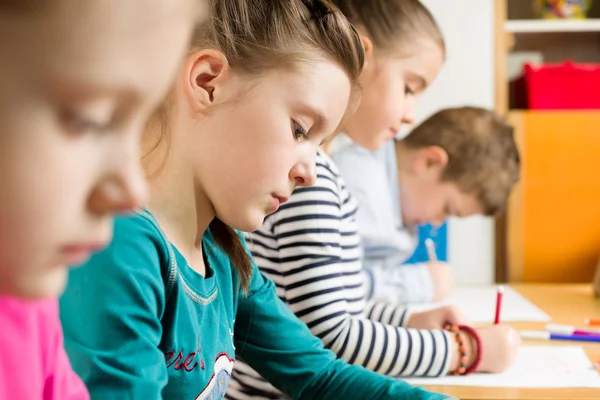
top-left (360, 35), bottom-right (374, 70)
top-left (412, 146), bottom-right (449, 175)
top-left (182, 49), bottom-right (230, 113)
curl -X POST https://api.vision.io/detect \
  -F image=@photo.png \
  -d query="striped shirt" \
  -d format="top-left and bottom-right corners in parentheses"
top-left (227, 151), bottom-right (452, 400)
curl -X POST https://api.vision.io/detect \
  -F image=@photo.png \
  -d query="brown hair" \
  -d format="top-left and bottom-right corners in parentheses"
top-left (0, 0), bottom-right (51, 13)
top-left (332, 0), bottom-right (444, 57)
top-left (399, 107), bottom-right (520, 216)
top-left (144, 0), bottom-right (364, 291)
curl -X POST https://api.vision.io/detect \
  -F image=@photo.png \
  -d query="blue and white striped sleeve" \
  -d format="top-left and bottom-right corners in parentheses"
top-left (246, 156), bottom-right (452, 378)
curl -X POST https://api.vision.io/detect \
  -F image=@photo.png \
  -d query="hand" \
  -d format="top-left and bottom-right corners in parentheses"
top-left (426, 261), bottom-right (454, 302)
top-left (474, 325), bottom-right (521, 373)
top-left (406, 305), bottom-right (469, 330)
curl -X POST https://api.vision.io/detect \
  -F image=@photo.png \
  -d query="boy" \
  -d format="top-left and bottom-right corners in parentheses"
top-left (330, 106), bottom-right (520, 305)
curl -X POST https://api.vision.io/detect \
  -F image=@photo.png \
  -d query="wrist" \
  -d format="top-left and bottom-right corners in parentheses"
top-left (449, 333), bottom-right (459, 371)
top-left (459, 325), bottom-right (482, 374)
top-left (445, 324), bottom-right (482, 375)
top-left (460, 329), bottom-right (477, 370)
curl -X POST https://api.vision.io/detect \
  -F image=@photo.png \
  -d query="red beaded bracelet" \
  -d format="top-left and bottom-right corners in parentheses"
top-left (444, 324), bottom-right (468, 375)
top-left (459, 324), bottom-right (482, 374)
top-left (444, 324), bottom-right (482, 375)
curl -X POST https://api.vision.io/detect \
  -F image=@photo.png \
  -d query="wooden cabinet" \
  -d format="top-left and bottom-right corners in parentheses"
top-left (495, 1), bottom-right (600, 282)
top-left (507, 111), bottom-right (600, 282)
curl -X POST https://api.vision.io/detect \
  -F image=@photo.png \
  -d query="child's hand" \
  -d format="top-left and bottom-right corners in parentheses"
top-left (426, 261), bottom-right (454, 302)
top-left (474, 325), bottom-right (521, 373)
top-left (406, 305), bottom-right (469, 330)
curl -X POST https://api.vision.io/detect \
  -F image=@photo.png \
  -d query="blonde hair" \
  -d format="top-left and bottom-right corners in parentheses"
top-left (332, 0), bottom-right (445, 57)
top-left (145, 0), bottom-right (365, 291)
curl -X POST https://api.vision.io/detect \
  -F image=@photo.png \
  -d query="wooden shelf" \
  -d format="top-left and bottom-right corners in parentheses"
top-left (505, 19), bottom-right (600, 33)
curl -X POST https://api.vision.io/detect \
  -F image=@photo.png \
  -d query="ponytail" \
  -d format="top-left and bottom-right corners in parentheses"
top-left (208, 218), bottom-right (253, 292)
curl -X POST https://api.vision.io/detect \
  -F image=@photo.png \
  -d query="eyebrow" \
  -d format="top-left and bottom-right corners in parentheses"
top-left (49, 74), bottom-right (146, 105)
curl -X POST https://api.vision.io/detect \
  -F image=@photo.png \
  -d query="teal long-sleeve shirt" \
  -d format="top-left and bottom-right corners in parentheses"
top-left (59, 210), bottom-right (451, 400)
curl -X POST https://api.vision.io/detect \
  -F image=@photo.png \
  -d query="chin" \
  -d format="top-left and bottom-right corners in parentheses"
top-left (218, 211), bottom-right (266, 234)
top-left (240, 217), bottom-right (266, 233)
top-left (5, 268), bottom-right (68, 299)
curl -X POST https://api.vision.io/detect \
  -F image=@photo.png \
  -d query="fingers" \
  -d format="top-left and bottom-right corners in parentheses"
top-left (443, 305), bottom-right (469, 326)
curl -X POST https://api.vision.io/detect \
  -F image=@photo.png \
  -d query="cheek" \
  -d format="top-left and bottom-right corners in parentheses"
top-left (232, 111), bottom-right (296, 178)
top-left (376, 68), bottom-right (405, 107)
top-left (365, 79), bottom-right (395, 115)
top-left (0, 189), bottom-right (60, 271)
top-left (245, 147), bottom-right (294, 192)
top-left (0, 136), bottom-right (97, 250)
top-left (203, 125), bottom-right (292, 199)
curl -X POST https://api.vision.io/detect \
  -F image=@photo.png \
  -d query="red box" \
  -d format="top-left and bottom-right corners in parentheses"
top-left (512, 62), bottom-right (600, 110)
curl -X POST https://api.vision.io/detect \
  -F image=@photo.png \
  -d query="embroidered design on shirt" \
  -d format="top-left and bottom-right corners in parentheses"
top-left (164, 336), bottom-right (205, 372)
top-left (195, 353), bottom-right (235, 400)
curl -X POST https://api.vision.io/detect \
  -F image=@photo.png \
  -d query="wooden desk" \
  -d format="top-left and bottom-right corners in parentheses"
top-left (423, 284), bottom-right (600, 400)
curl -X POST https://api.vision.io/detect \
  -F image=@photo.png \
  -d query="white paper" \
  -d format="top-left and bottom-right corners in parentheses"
top-left (405, 346), bottom-right (600, 388)
top-left (410, 286), bottom-right (551, 323)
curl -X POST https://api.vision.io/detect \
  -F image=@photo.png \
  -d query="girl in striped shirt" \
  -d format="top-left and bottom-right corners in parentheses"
top-left (228, 1), bottom-right (519, 399)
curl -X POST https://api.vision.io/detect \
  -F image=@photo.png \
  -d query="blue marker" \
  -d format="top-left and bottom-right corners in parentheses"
top-left (521, 330), bottom-right (600, 343)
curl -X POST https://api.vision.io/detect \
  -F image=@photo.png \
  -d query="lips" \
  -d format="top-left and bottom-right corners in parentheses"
top-left (273, 195), bottom-right (289, 205)
top-left (60, 242), bottom-right (107, 265)
top-left (270, 194), bottom-right (290, 213)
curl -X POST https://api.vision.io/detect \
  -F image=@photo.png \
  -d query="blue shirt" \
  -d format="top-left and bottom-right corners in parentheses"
top-left (330, 135), bottom-right (435, 304)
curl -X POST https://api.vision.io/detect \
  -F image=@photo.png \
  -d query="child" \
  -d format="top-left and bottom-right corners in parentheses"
top-left (0, 0), bottom-right (201, 398)
top-left (331, 107), bottom-right (521, 306)
top-left (59, 1), bottom-right (451, 399)
top-left (228, 2), bottom-right (520, 399)
top-left (326, 0), bottom-right (456, 306)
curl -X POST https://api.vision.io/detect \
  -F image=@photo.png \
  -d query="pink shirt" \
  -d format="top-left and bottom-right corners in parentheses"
top-left (0, 296), bottom-right (89, 400)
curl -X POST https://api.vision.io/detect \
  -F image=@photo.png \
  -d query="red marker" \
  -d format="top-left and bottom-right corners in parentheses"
top-left (494, 285), bottom-right (504, 325)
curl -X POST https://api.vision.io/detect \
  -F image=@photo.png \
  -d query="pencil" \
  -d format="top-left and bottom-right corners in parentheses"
top-left (584, 318), bottom-right (600, 326)
top-left (494, 285), bottom-right (504, 325)
top-left (425, 238), bottom-right (437, 262)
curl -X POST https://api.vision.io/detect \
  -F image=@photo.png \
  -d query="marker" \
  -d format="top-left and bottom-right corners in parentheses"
top-left (521, 330), bottom-right (600, 343)
top-left (425, 238), bottom-right (437, 262)
top-left (545, 324), bottom-right (600, 337)
top-left (584, 318), bottom-right (600, 326)
top-left (494, 285), bottom-right (504, 325)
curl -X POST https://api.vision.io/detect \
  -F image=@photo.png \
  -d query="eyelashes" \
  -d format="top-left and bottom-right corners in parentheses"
top-left (292, 119), bottom-right (309, 141)
top-left (59, 108), bottom-right (111, 135)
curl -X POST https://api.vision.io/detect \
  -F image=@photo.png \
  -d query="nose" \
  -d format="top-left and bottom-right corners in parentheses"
top-left (290, 151), bottom-right (317, 188)
top-left (401, 97), bottom-right (416, 125)
top-left (88, 145), bottom-right (148, 215)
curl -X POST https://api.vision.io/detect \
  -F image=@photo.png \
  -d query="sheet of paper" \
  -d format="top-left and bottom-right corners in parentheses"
top-left (410, 285), bottom-right (551, 323)
top-left (405, 346), bottom-right (600, 388)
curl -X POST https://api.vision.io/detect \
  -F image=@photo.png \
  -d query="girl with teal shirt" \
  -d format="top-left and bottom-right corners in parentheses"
top-left (60, 1), bottom-right (453, 399)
